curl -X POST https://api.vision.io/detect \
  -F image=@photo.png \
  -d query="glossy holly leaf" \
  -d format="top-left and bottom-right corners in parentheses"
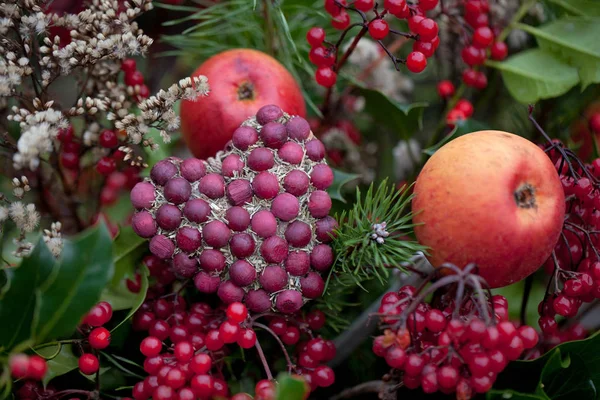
top-left (0, 239), bottom-right (56, 350)
top-left (539, 351), bottom-right (596, 399)
top-left (515, 18), bottom-right (600, 88)
top-left (486, 49), bottom-right (579, 103)
top-left (110, 266), bottom-right (149, 332)
top-left (354, 88), bottom-right (427, 140)
top-left (487, 390), bottom-right (547, 399)
top-left (327, 169), bottom-right (361, 203)
top-left (111, 226), bottom-right (147, 287)
top-left (275, 373), bottom-right (307, 400)
top-left (545, 0), bottom-right (600, 16)
top-left (33, 223), bottom-right (114, 344)
top-left (37, 344), bottom-right (78, 386)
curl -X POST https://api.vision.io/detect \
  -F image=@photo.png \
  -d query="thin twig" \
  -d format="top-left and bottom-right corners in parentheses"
top-left (254, 339), bottom-right (273, 380)
top-left (330, 380), bottom-right (384, 400)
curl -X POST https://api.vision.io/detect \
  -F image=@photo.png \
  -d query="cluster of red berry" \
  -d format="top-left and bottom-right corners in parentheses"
top-left (9, 354), bottom-right (47, 382)
top-left (373, 284), bottom-right (538, 399)
top-left (122, 58), bottom-right (150, 102)
top-left (77, 301), bottom-right (114, 376)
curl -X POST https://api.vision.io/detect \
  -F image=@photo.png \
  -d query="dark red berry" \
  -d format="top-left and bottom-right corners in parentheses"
top-left (406, 51), bottom-right (427, 73)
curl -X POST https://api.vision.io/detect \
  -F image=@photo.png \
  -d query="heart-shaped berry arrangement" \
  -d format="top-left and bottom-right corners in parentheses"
top-left (130, 105), bottom-right (337, 314)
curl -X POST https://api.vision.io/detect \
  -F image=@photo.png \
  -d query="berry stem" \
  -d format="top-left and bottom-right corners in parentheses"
top-left (46, 389), bottom-right (93, 399)
top-left (330, 380), bottom-right (385, 400)
top-left (520, 274), bottom-right (534, 326)
top-left (496, 0), bottom-right (537, 42)
top-left (253, 322), bottom-right (296, 373)
top-left (254, 338), bottom-right (274, 381)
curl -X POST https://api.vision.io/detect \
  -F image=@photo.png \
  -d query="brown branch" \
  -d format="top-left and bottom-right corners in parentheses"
top-left (330, 380), bottom-right (384, 400)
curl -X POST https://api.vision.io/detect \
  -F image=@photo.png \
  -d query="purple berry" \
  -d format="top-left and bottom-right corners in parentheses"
top-left (229, 260), bottom-right (257, 287)
top-left (217, 281), bottom-right (245, 304)
top-left (156, 204), bottom-right (182, 231)
top-left (315, 216), bottom-right (338, 243)
top-left (283, 170), bottom-right (309, 196)
top-left (306, 139), bottom-right (325, 162)
top-left (232, 126), bottom-right (259, 150)
top-left (259, 266), bottom-right (288, 293)
top-left (271, 193), bottom-right (299, 221)
top-left (149, 235), bottom-right (175, 259)
top-left (222, 154), bottom-right (244, 177)
top-left (194, 272), bottom-right (220, 293)
top-left (308, 190), bottom-right (332, 218)
top-left (183, 199), bottom-right (211, 223)
top-left (226, 179), bottom-right (253, 206)
top-left (278, 142), bottom-right (304, 164)
top-left (275, 290), bottom-right (303, 314)
top-left (198, 249), bottom-right (226, 272)
top-left (130, 182), bottom-right (156, 209)
top-left (310, 244), bottom-right (334, 271)
top-left (310, 164), bottom-right (334, 190)
top-left (172, 253), bottom-right (198, 278)
top-left (246, 289), bottom-right (272, 312)
top-left (225, 206), bottom-right (250, 231)
top-left (256, 104), bottom-right (283, 125)
top-left (251, 210), bottom-right (277, 238)
top-left (131, 211), bottom-right (157, 238)
top-left (164, 177), bottom-right (192, 204)
top-left (286, 117), bottom-right (311, 141)
top-left (150, 160), bottom-right (178, 186)
top-left (180, 158), bottom-right (206, 182)
top-left (199, 173), bottom-right (225, 199)
top-left (176, 227), bottom-right (202, 253)
top-left (230, 233), bottom-right (256, 258)
top-left (300, 272), bottom-right (325, 299)
top-left (260, 236), bottom-right (289, 264)
top-left (285, 251), bottom-right (310, 276)
top-left (203, 220), bottom-right (230, 248)
top-left (284, 221), bottom-right (312, 248)
top-left (247, 148), bottom-right (274, 171)
top-left (261, 122), bottom-right (288, 149)
top-left (252, 172), bottom-right (279, 199)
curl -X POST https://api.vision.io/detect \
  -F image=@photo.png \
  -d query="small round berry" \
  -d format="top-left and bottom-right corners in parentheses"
top-left (96, 156), bottom-right (116, 175)
top-left (306, 139), bottom-right (326, 161)
top-left (125, 70), bottom-right (144, 86)
top-left (232, 126), bottom-right (259, 150)
top-left (164, 177), bottom-right (192, 205)
top-left (219, 320), bottom-right (240, 343)
top-left (437, 80), bottom-right (455, 98)
top-left (194, 272), bottom-right (220, 293)
top-left (455, 99), bottom-right (474, 117)
top-left (385, 0), bottom-right (409, 17)
top-left (248, 147), bottom-right (275, 171)
top-left (406, 51), bottom-right (427, 73)
top-left (275, 290), bottom-right (303, 314)
top-left (78, 354), bottom-right (99, 375)
top-left (491, 41), bottom-right (508, 60)
top-left (190, 353), bottom-right (212, 374)
top-left (437, 365), bottom-right (459, 390)
top-left (413, 40), bottom-right (435, 58)
top-left (140, 336), bottom-right (162, 357)
top-left (419, 0), bottom-right (438, 10)
top-left (251, 210), bottom-right (278, 238)
top-left (227, 179), bottom-right (254, 206)
top-left (301, 272), bottom-right (325, 298)
top-left (285, 251), bottom-right (310, 276)
top-left (259, 266), bottom-right (288, 292)
top-left (315, 67), bottom-right (337, 87)
top-left (311, 164), bottom-right (334, 190)
top-left (284, 170), bottom-right (310, 196)
top-left (172, 253), bottom-right (198, 278)
top-left (237, 329), bottom-right (257, 349)
top-left (229, 260), bottom-right (257, 287)
top-left (256, 104), bottom-right (283, 125)
top-left (461, 45), bottom-right (485, 66)
top-left (253, 172), bottom-right (280, 199)
top-left (199, 249), bottom-right (226, 272)
top-left (89, 327), bottom-right (111, 349)
top-left (217, 281), bottom-right (245, 304)
top-left (314, 365), bottom-right (335, 387)
top-left (203, 220), bottom-right (230, 248)
top-left (246, 289), bottom-right (272, 312)
top-left (331, 10), bottom-right (350, 30)
top-left (261, 236), bottom-right (289, 262)
top-left (309, 190), bottom-right (332, 218)
top-left (122, 58), bottom-right (136, 73)
top-left (225, 206), bottom-right (251, 231)
top-left (176, 227), bottom-right (202, 253)
top-left (369, 19), bottom-right (389, 40)
top-left (315, 216), bottom-right (338, 243)
top-left (271, 193), bottom-right (300, 221)
top-left (309, 46), bottom-right (335, 67)
top-left (286, 117), bottom-right (311, 141)
top-left (261, 122), bottom-right (288, 149)
top-left (191, 374), bottom-right (214, 398)
top-left (355, 0), bottom-right (374, 11)
top-left (230, 233), bottom-right (256, 258)
top-left (221, 154), bottom-right (244, 177)
top-left (165, 368), bottom-right (186, 389)
top-left (205, 329), bottom-right (224, 352)
top-left (281, 326), bottom-right (300, 345)
top-left (278, 141), bottom-right (304, 164)
top-left (306, 27), bottom-right (326, 47)
top-left (416, 18), bottom-right (438, 41)
top-left (151, 160), bottom-right (178, 186)
top-left (9, 354), bottom-right (29, 379)
top-left (61, 151), bottom-right (80, 170)
top-left (130, 182), bottom-right (156, 209)
top-left (473, 26), bottom-right (494, 48)
top-left (85, 302), bottom-right (112, 326)
top-left (285, 220), bottom-right (312, 247)
top-left (99, 129), bottom-right (118, 148)
top-left (385, 346), bottom-right (406, 368)
top-left (156, 204), bottom-right (182, 231)
top-left (310, 244), bottom-right (334, 271)
top-left (183, 198), bottom-right (211, 223)
top-left (518, 325), bottom-right (539, 349)
top-left (132, 211), bottom-right (157, 238)
top-left (227, 302), bottom-right (248, 323)
top-left (199, 173), bottom-right (225, 199)
top-left (149, 235), bottom-right (175, 259)
top-left (180, 158), bottom-right (206, 182)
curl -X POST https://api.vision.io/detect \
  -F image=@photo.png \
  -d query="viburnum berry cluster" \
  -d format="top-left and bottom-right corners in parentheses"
top-left (131, 288), bottom-right (336, 399)
top-left (131, 104), bottom-right (336, 314)
top-left (76, 301), bottom-right (114, 376)
top-left (372, 264), bottom-right (538, 399)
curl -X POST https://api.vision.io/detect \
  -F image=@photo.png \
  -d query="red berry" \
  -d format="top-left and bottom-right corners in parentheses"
top-left (471, 375), bottom-right (493, 393)
top-left (237, 328), bottom-right (257, 349)
top-left (473, 26), bottom-right (494, 48)
top-left (461, 45), bottom-right (485, 66)
top-left (307, 310), bottom-right (327, 330)
top-left (140, 336), bottom-right (162, 357)
top-left (190, 374), bottom-right (214, 398)
top-left (455, 99), bottom-right (474, 117)
top-left (413, 40), bottom-right (435, 58)
top-left (446, 109), bottom-right (466, 128)
top-left (96, 156), bottom-right (116, 175)
top-left (490, 41), bottom-right (508, 60)
top-left (86, 302), bottom-right (112, 326)
top-left (315, 67), bottom-right (337, 87)
top-left (416, 18), bottom-right (438, 41)
top-left (424, 309), bottom-right (446, 332)
top-left (78, 354), bottom-right (99, 375)
top-left (385, 0), bottom-right (408, 16)
top-left (437, 365), bottom-right (459, 390)
top-left (125, 70), bottom-right (144, 86)
top-left (355, 0), bottom-right (374, 11)
top-left (553, 294), bottom-right (574, 317)
top-left (9, 354), bottom-right (30, 379)
top-left (205, 329), bottom-right (224, 351)
top-left (121, 59), bottom-right (136, 73)
top-left (313, 366), bottom-right (335, 387)
top-left (404, 354), bottom-right (425, 376)
top-left (589, 113), bottom-right (600, 134)
top-left (419, 0), bottom-right (438, 10)
top-left (408, 15), bottom-right (424, 33)
top-left (406, 52), bottom-right (427, 73)
top-left (219, 320), bottom-right (240, 344)
top-left (518, 326), bottom-right (539, 349)
top-left (437, 80), bottom-right (455, 98)
top-left (331, 10), bottom-right (350, 30)
top-left (190, 353), bottom-right (212, 375)
top-left (226, 302), bottom-right (248, 323)
top-left (61, 151), bottom-right (80, 170)
top-left (369, 19), bottom-right (389, 40)
top-left (174, 341), bottom-right (194, 362)
top-left (281, 326), bottom-right (300, 345)
top-left (99, 129), bottom-right (118, 148)
top-left (89, 327), bottom-right (111, 349)
top-left (306, 27), bottom-right (326, 47)
top-left (309, 46), bottom-right (335, 67)
top-left (384, 346), bottom-right (406, 368)
top-left (165, 368), bottom-right (186, 389)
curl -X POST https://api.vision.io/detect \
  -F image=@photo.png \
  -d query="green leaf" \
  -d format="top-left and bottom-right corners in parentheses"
top-left (111, 226), bottom-right (146, 287)
top-left (355, 88), bottom-right (427, 140)
top-left (0, 240), bottom-right (56, 350)
top-left (38, 344), bottom-right (78, 386)
top-left (515, 18), bottom-right (600, 88)
top-left (275, 373), bottom-right (307, 400)
top-left (110, 266), bottom-right (149, 333)
top-left (33, 223), bottom-right (114, 344)
top-left (487, 390), bottom-right (548, 399)
top-left (327, 169), bottom-right (361, 203)
top-left (545, 0), bottom-right (600, 17)
top-left (486, 49), bottom-right (579, 103)
top-left (422, 119), bottom-right (490, 156)
top-left (539, 350), bottom-right (596, 399)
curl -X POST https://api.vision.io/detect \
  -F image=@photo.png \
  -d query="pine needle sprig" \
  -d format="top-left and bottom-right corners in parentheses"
top-left (329, 179), bottom-right (426, 287)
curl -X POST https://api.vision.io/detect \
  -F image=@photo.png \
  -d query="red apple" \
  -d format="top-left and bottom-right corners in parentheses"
top-left (180, 49), bottom-right (306, 159)
top-left (412, 130), bottom-right (565, 288)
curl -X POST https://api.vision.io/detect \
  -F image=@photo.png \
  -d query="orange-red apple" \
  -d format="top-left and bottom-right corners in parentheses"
top-left (180, 49), bottom-right (306, 159)
top-left (412, 130), bottom-right (565, 288)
